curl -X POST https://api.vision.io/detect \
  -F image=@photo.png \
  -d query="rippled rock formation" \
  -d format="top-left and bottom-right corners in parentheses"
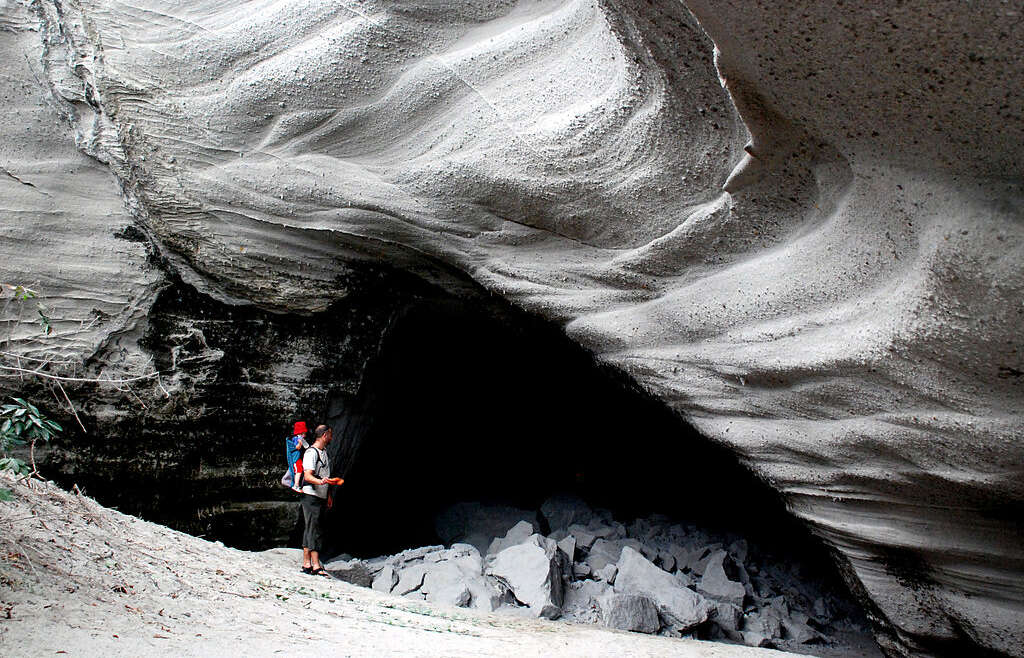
top-left (1, 1), bottom-right (1021, 655)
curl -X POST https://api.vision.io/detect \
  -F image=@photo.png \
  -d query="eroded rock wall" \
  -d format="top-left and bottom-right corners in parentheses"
top-left (1, 0), bottom-right (1021, 655)
top-left (39, 273), bottom-right (418, 543)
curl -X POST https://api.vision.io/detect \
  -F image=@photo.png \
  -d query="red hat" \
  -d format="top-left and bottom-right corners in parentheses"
top-left (293, 421), bottom-right (308, 435)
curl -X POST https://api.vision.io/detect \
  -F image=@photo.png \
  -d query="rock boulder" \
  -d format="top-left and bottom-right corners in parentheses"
top-left (614, 547), bottom-right (709, 632)
top-left (486, 534), bottom-right (568, 619)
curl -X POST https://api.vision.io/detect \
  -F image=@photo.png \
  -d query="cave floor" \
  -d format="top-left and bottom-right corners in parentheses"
top-left (0, 475), bottom-right (796, 657)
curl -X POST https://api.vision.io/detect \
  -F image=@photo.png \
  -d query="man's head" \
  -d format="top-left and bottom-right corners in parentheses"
top-left (313, 424), bottom-right (332, 446)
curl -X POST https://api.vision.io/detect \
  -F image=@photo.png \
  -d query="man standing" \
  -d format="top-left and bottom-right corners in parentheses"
top-left (301, 424), bottom-right (342, 575)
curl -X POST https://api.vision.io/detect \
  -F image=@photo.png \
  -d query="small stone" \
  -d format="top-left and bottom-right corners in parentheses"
top-left (666, 544), bottom-right (689, 570)
top-left (603, 593), bottom-right (660, 633)
top-left (744, 609), bottom-right (782, 639)
top-left (594, 564), bottom-right (618, 584)
top-left (487, 520), bottom-right (536, 556)
top-left (567, 524), bottom-right (597, 549)
top-left (371, 565), bottom-right (398, 593)
top-left (783, 615), bottom-right (821, 644)
top-left (741, 630), bottom-right (772, 647)
top-left (324, 558), bottom-right (374, 587)
top-left (713, 602), bottom-right (743, 632)
top-left (573, 562), bottom-right (592, 579)
top-left (561, 580), bottom-right (611, 624)
top-left (698, 550), bottom-right (746, 607)
top-left (585, 538), bottom-right (623, 571)
top-left (557, 535), bottom-right (577, 562)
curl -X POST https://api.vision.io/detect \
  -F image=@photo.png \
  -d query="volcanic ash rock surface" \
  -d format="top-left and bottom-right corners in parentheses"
top-left (1, 1), bottom-right (1022, 656)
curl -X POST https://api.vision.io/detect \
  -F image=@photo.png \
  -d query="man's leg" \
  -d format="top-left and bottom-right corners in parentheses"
top-left (300, 496), bottom-right (315, 571)
top-left (308, 497), bottom-right (326, 572)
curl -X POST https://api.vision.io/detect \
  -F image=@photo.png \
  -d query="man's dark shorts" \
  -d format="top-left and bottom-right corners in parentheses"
top-left (301, 494), bottom-right (327, 552)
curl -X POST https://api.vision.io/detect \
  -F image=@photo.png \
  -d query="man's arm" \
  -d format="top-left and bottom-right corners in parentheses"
top-left (303, 468), bottom-right (331, 486)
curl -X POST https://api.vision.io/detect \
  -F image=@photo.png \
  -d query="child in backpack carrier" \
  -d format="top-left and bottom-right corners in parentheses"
top-left (283, 421), bottom-right (310, 492)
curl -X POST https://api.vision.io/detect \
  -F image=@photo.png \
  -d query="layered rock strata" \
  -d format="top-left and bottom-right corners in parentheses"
top-left (0, 1), bottom-right (1021, 655)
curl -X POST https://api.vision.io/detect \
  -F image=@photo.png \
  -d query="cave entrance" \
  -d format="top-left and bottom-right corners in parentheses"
top-left (307, 294), bottom-right (879, 654)
top-left (317, 296), bottom-right (830, 574)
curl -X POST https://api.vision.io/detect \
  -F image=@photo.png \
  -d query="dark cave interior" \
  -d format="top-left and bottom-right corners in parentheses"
top-left (311, 296), bottom-right (848, 598)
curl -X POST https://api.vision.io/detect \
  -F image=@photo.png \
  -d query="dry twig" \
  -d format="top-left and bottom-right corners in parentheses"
top-left (71, 484), bottom-right (105, 528)
top-left (54, 379), bottom-right (86, 433)
top-left (0, 364), bottom-right (160, 385)
top-left (2, 537), bottom-right (41, 582)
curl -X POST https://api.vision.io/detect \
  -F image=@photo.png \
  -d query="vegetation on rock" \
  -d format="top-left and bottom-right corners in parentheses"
top-left (0, 397), bottom-right (62, 500)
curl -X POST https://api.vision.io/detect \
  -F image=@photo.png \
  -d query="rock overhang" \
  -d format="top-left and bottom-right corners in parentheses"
top-left (2, 0), bottom-right (1022, 656)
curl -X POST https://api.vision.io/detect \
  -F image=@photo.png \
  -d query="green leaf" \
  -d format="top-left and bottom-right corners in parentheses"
top-left (0, 457), bottom-right (28, 475)
top-left (0, 488), bottom-right (12, 502)
top-left (0, 397), bottom-right (61, 447)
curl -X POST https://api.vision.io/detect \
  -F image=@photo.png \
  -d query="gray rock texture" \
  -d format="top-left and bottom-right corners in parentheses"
top-left (698, 550), bottom-right (746, 608)
top-left (327, 501), bottom-right (877, 653)
top-left (1, 0), bottom-right (1021, 655)
top-left (487, 520), bottom-right (537, 556)
top-left (615, 546), bottom-right (710, 633)
top-left (603, 593), bottom-right (661, 634)
top-left (336, 544), bottom-right (500, 611)
top-left (486, 534), bottom-right (568, 619)
top-left (562, 579), bottom-right (612, 625)
top-left (584, 538), bottom-right (624, 572)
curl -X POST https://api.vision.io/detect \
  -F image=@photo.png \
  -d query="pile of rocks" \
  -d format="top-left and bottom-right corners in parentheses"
top-left (325, 497), bottom-right (869, 652)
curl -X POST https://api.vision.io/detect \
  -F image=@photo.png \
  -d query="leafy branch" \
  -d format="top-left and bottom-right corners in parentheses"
top-left (0, 282), bottom-right (167, 501)
top-left (1, 283), bottom-right (51, 335)
top-left (0, 397), bottom-right (62, 500)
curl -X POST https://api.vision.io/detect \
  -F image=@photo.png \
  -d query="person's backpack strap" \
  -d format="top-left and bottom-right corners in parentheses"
top-left (303, 446), bottom-right (326, 478)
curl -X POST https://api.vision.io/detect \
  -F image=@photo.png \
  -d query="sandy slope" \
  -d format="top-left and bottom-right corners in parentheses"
top-left (0, 474), bottom-right (790, 657)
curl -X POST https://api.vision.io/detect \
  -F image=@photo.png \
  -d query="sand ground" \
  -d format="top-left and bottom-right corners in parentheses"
top-left (0, 474), bottom-right (798, 657)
